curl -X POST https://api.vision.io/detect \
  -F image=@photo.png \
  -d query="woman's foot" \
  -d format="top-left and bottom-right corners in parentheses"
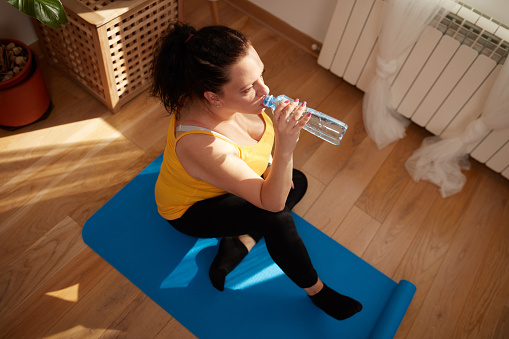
top-left (209, 234), bottom-right (259, 291)
top-left (307, 280), bottom-right (362, 320)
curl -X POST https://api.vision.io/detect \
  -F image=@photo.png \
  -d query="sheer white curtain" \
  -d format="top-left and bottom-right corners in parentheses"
top-left (363, 0), bottom-right (452, 149)
top-left (405, 61), bottom-right (509, 198)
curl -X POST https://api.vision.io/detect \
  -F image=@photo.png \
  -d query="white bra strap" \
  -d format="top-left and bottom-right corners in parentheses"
top-left (176, 124), bottom-right (236, 144)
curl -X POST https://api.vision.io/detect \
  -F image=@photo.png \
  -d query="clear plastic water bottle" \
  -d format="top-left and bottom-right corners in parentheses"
top-left (263, 94), bottom-right (348, 145)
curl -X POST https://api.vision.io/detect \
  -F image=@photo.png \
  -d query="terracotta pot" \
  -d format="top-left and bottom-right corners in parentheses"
top-left (0, 39), bottom-right (51, 129)
top-left (0, 39), bottom-right (33, 89)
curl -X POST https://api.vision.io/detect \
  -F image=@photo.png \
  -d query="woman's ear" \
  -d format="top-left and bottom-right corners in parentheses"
top-left (204, 91), bottom-right (221, 107)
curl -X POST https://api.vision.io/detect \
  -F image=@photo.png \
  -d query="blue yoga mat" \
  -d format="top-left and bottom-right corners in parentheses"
top-left (83, 154), bottom-right (416, 339)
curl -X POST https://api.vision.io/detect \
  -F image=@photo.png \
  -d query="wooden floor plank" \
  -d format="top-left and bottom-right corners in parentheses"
top-left (0, 100), bottom-right (110, 202)
top-left (154, 318), bottom-right (197, 339)
top-left (393, 162), bottom-right (483, 338)
top-left (0, 248), bottom-right (113, 338)
top-left (304, 136), bottom-right (394, 236)
top-left (42, 269), bottom-right (142, 338)
top-left (355, 124), bottom-right (427, 223)
top-left (301, 100), bottom-right (365, 186)
top-left (99, 293), bottom-right (173, 339)
top-left (101, 92), bottom-right (170, 153)
top-left (406, 163), bottom-right (507, 338)
top-left (452, 173), bottom-right (509, 338)
top-left (0, 216), bottom-right (85, 320)
top-left (332, 206), bottom-right (381, 257)
top-left (495, 306), bottom-right (509, 339)
top-left (360, 177), bottom-right (437, 278)
top-left (292, 170), bottom-right (326, 217)
top-left (0, 134), bottom-right (146, 268)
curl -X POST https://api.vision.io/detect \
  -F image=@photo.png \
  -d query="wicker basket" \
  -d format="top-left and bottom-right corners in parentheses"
top-left (33, 0), bottom-right (182, 112)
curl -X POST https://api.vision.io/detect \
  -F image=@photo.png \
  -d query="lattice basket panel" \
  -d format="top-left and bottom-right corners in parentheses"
top-left (34, 10), bottom-right (105, 99)
top-left (33, 0), bottom-right (182, 112)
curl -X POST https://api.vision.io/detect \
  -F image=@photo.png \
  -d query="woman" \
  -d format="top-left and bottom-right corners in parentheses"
top-left (151, 21), bottom-right (362, 321)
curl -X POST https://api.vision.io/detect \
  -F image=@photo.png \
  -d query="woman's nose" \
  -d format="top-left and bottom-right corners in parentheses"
top-left (257, 81), bottom-right (269, 97)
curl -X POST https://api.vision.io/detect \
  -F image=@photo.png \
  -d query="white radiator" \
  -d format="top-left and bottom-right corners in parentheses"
top-left (319, 0), bottom-right (509, 179)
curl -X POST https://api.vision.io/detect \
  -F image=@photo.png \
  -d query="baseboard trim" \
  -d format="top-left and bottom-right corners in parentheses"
top-left (222, 0), bottom-right (321, 58)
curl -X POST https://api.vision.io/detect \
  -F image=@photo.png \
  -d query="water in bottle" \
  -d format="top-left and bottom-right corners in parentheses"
top-left (263, 94), bottom-right (348, 145)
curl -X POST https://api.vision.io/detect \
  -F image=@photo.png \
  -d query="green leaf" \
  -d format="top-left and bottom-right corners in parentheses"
top-left (6, 0), bottom-right (68, 28)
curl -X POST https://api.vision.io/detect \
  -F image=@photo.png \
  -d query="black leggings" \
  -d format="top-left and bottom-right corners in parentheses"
top-left (168, 192), bottom-right (318, 289)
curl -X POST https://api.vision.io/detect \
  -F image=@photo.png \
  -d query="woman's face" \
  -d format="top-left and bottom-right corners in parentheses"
top-left (218, 45), bottom-right (270, 115)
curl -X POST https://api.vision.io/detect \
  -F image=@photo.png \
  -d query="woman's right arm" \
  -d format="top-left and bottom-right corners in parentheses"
top-left (259, 99), bottom-right (310, 210)
top-left (176, 100), bottom-right (310, 212)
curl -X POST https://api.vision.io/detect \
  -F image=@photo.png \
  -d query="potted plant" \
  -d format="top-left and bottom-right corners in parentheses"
top-left (0, 0), bottom-right (67, 129)
top-left (5, 0), bottom-right (67, 28)
top-left (0, 38), bottom-right (52, 129)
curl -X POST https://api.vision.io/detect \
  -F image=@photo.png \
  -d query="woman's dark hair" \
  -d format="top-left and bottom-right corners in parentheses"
top-left (150, 21), bottom-right (250, 117)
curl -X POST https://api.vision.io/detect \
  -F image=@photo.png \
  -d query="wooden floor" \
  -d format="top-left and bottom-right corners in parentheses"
top-left (1, 0), bottom-right (509, 337)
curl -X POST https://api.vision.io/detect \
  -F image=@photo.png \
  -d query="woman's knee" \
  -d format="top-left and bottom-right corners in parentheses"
top-left (260, 207), bottom-right (298, 237)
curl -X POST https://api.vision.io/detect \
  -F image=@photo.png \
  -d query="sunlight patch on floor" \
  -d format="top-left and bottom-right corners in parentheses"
top-left (45, 283), bottom-right (80, 303)
top-left (42, 325), bottom-right (120, 339)
top-left (0, 117), bottom-right (114, 154)
top-left (160, 238), bottom-right (219, 289)
top-left (226, 262), bottom-right (284, 290)
top-left (0, 117), bottom-right (122, 189)
top-left (225, 241), bottom-right (285, 290)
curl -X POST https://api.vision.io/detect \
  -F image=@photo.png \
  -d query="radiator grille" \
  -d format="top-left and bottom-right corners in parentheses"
top-left (434, 6), bottom-right (508, 64)
top-left (318, 0), bottom-right (509, 179)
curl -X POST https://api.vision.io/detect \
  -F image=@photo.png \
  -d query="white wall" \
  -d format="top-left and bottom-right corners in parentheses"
top-left (0, 1), bottom-right (38, 45)
top-left (250, 0), bottom-right (509, 44)
top-left (462, 0), bottom-right (509, 26)
top-left (1, 0), bottom-right (507, 47)
top-left (249, 0), bottom-right (338, 42)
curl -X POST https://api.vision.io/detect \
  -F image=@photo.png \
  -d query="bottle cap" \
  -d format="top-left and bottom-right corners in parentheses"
top-left (262, 94), bottom-right (273, 107)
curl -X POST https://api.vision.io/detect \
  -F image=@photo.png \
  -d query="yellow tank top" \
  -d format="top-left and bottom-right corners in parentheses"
top-left (155, 112), bottom-right (274, 220)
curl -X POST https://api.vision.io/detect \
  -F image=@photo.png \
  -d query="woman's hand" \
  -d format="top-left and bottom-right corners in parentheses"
top-left (272, 99), bottom-right (311, 153)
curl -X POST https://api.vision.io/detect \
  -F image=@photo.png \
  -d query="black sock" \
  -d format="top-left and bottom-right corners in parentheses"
top-left (309, 283), bottom-right (362, 320)
top-left (209, 236), bottom-right (249, 291)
